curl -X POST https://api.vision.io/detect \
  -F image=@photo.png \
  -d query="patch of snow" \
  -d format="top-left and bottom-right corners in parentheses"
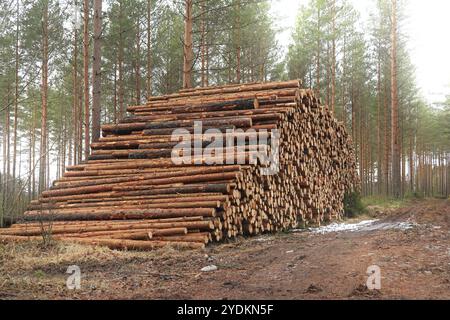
top-left (306, 219), bottom-right (419, 235)
top-left (361, 221), bottom-right (417, 231)
top-left (201, 265), bottom-right (218, 272)
top-left (310, 220), bottom-right (379, 234)
top-left (254, 236), bottom-right (273, 242)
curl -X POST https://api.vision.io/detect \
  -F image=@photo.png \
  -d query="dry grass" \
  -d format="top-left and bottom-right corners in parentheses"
top-left (0, 240), bottom-right (200, 299)
top-left (1, 241), bottom-right (116, 273)
top-left (0, 240), bottom-right (194, 274)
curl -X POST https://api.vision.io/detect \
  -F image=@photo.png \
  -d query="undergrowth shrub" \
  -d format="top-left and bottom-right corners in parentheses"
top-left (344, 192), bottom-right (365, 218)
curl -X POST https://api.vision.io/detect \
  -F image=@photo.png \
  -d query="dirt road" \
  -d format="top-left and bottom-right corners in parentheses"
top-left (1, 199), bottom-right (449, 300)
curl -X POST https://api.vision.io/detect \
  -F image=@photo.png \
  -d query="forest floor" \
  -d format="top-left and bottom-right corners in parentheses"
top-left (0, 198), bottom-right (449, 300)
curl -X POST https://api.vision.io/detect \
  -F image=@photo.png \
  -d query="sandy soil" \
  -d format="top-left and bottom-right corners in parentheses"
top-left (1, 199), bottom-right (449, 300)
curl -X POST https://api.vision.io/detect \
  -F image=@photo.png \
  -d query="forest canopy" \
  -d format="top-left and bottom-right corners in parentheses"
top-left (0, 0), bottom-right (449, 225)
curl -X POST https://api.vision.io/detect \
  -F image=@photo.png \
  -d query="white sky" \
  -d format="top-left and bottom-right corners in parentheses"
top-left (270, 0), bottom-right (450, 104)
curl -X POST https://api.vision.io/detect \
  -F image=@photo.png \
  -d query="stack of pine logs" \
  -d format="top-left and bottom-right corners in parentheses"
top-left (0, 80), bottom-right (358, 250)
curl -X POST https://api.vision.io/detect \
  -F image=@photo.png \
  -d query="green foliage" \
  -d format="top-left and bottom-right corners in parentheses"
top-left (361, 195), bottom-right (409, 209)
top-left (34, 269), bottom-right (46, 278)
top-left (343, 192), bottom-right (365, 218)
top-left (440, 95), bottom-right (450, 147)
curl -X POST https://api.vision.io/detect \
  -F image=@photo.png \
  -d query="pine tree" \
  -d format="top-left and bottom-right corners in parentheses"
top-left (91, 0), bottom-right (102, 143)
top-left (390, 0), bottom-right (401, 198)
top-left (183, 0), bottom-right (194, 89)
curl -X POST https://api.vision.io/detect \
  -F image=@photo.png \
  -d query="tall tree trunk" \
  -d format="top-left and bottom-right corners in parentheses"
top-left (78, 81), bottom-right (83, 163)
top-left (62, 109), bottom-right (67, 175)
top-left (4, 91), bottom-right (11, 219)
top-left (146, 0), bottom-right (152, 97)
top-left (409, 132), bottom-right (414, 193)
top-left (56, 114), bottom-right (61, 179)
top-left (367, 111), bottom-right (373, 195)
top-left (326, 43), bottom-right (330, 107)
top-left (205, 15), bottom-right (209, 86)
top-left (228, 44), bottom-right (232, 84)
top-left (91, 0), bottom-right (102, 143)
top-left (384, 77), bottom-right (390, 196)
top-left (351, 77), bottom-right (356, 143)
top-left (83, 0), bottom-right (90, 159)
top-left (341, 35), bottom-right (346, 124)
top-left (443, 153), bottom-right (447, 196)
top-left (331, 0), bottom-right (336, 113)
top-left (13, 0), bottom-right (20, 194)
top-left (390, 0), bottom-right (401, 198)
top-left (182, 0), bottom-right (194, 89)
top-left (438, 151), bottom-right (442, 195)
top-left (17, 141), bottom-right (22, 216)
top-left (429, 153), bottom-right (432, 196)
top-left (118, 0), bottom-right (124, 120)
top-left (113, 59), bottom-right (118, 124)
top-left (31, 101), bottom-right (37, 199)
top-left (39, 0), bottom-right (49, 194)
top-left (316, 5), bottom-right (320, 97)
top-left (73, 22), bottom-right (79, 165)
top-left (135, 13), bottom-right (141, 105)
top-left (260, 58), bottom-right (265, 82)
top-left (358, 89), bottom-right (364, 195)
top-left (401, 131), bottom-right (405, 197)
top-left (234, 0), bottom-right (241, 84)
top-left (200, 0), bottom-right (206, 87)
top-left (417, 142), bottom-right (421, 194)
top-left (376, 39), bottom-right (383, 195)
top-left (445, 153), bottom-right (450, 197)
top-left (28, 122), bottom-right (33, 202)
